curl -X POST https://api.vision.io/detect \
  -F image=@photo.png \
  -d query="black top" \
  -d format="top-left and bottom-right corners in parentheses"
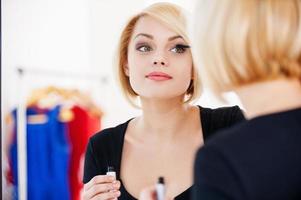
top-left (193, 108), bottom-right (301, 200)
top-left (83, 106), bottom-right (245, 200)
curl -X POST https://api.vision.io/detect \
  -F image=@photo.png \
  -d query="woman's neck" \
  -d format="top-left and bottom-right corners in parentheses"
top-left (234, 78), bottom-right (301, 119)
top-left (134, 98), bottom-right (197, 140)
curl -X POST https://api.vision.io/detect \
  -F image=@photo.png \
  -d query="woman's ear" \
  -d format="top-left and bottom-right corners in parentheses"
top-left (124, 63), bottom-right (129, 76)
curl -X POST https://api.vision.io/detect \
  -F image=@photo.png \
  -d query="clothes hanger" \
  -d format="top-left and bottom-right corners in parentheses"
top-left (26, 86), bottom-right (73, 123)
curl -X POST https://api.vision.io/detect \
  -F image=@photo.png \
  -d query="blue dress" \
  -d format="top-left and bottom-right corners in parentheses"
top-left (10, 106), bottom-right (70, 200)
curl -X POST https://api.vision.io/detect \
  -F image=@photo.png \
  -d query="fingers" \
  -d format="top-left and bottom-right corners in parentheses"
top-left (84, 183), bottom-right (115, 199)
top-left (83, 175), bottom-right (121, 200)
top-left (111, 180), bottom-right (121, 192)
top-left (139, 185), bottom-right (173, 200)
top-left (139, 185), bottom-right (157, 200)
top-left (84, 175), bottom-right (116, 191)
top-left (90, 190), bottom-right (121, 200)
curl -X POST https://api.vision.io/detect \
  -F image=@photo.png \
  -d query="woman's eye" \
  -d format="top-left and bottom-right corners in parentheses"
top-left (137, 45), bottom-right (152, 52)
top-left (170, 44), bottom-right (190, 54)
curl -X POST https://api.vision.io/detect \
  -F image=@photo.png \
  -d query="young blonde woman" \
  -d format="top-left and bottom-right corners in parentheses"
top-left (82, 3), bottom-right (244, 200)
top-left (190, 0), bottom-right (301, 199)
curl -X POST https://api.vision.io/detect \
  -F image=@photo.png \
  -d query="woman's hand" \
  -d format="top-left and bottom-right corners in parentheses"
top-left (82, 175), bottom-right (121, 200)
top-left (139, 185), bottom-right (157, 200)
top-left (139, 186), bottom-right (173, 200)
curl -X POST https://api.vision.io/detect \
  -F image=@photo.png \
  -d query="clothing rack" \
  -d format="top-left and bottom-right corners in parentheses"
top-left (17, 67), bottom-right (109, 83)
top-left (16, 67), bottom-right (106, 200)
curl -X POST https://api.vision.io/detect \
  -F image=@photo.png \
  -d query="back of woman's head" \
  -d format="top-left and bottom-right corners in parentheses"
top-left (192, 0), bottom-right (301, 95)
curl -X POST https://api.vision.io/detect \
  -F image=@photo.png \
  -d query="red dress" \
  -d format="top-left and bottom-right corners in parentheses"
top-left (67, 106), bottom-right (100, 200)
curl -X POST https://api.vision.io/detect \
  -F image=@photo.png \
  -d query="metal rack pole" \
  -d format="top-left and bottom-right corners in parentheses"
top-left (17, 68), bottom-right (27, 200)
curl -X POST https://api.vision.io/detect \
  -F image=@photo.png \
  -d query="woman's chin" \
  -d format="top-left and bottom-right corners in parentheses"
top-left (139, 93), bottom-right (185, 102)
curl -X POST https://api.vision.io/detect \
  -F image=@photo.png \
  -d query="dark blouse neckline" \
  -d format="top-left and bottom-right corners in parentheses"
top-left (120, 179), bottom-right (192, 200)
top-left (115, 106), bottom-right (204, 199)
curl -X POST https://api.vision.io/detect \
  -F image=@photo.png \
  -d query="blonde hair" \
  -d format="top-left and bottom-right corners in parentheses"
top-left (115, 2), bottom-right (201, 108)
top-left (192, 0), bottom-right (301, 97)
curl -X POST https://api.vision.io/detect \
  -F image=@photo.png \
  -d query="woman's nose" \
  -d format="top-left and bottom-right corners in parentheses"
top-left (152, 54), bottom-right (168, 67)
top-left (153, 61), bottom-right (167, 66)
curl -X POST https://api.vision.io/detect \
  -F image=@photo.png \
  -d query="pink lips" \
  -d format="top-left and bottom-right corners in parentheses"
top-left (146, 72), bottom-right (172, 81)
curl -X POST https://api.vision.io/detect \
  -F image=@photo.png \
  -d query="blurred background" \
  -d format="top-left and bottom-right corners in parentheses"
top-left (2, 0), bottom-right (241, 199)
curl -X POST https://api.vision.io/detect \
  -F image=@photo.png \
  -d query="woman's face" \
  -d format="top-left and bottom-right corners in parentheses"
top-left (125, 16), bottom-right (193, 101)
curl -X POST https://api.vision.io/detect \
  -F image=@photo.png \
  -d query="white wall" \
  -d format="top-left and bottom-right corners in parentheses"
top-left (2, 0), bottom-right (141, 131)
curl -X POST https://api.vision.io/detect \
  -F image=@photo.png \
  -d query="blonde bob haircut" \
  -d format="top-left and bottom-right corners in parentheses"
top-left (192, 0), bottom-right (301, 97)
top-left (115, 2), bottom-right (201, 108)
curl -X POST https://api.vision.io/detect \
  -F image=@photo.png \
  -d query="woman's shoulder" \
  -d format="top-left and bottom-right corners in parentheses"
top-left (200, 105), bottom-right (245, 123)
top-left (200, 105), bottom-right (242, 115)
top-left (84, 119), bottom-right (132, 174)
top-left (89, 119), bottom-right (132, 147)
top-left (199, 105), bottom-right (245, 140)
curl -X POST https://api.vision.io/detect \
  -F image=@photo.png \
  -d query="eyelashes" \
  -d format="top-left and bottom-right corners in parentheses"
top-left (175, 44), bottom-right (190, 49)
top-left (171, 44), bottom-right (190, 53)
top-left (136, 43), bottom-right (152, 52)
top-left (135, 43), bottom-right (190, 54)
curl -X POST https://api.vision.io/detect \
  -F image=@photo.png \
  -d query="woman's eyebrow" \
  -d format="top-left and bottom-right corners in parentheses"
top-left (168, 35), bottom-right (183, 41)
top-left (134, 34), bottom-right (183, 41)
top-left (134, 33), bottom-right (153, 40)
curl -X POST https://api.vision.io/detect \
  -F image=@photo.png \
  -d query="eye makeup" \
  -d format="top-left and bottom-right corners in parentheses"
top-left (134, 41), bottom-right (190, 53)
top-left (170, 44), bottom-right (191, 53)
top-left (135, 42), bottom-right (153, 52)
top-left (175, 44), bottom-right (190, 49)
